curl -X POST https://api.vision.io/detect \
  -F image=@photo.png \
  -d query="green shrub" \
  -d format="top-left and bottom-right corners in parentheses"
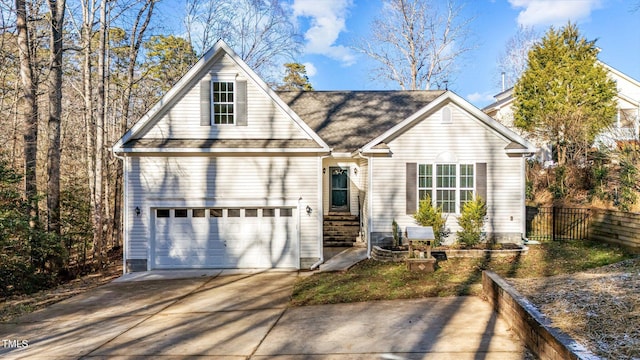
top-left (391, 219), bottom-right (401, 247)
top-left (413, 195), bottom-right (447, 247)
top-left (456, 196), bottom-right (487, 246)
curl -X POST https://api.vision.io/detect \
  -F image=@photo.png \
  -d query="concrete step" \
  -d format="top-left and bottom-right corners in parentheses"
top-left (324, 241), bottom-right (355, 247)
top-left (324, 214), bottom-right (359, 221)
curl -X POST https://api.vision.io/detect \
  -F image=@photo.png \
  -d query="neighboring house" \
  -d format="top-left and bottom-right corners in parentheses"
top-left (483, 62), bottom-right (640, 161)
top-left (113, 40), bottom-right (536, 272)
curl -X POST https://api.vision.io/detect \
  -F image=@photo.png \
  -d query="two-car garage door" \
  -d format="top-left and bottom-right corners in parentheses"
top-left (152, 207), bottom-right (298, 269)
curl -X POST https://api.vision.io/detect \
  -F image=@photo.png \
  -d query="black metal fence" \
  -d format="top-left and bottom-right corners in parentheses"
top-left (526, 207), bottom-right (592, 241)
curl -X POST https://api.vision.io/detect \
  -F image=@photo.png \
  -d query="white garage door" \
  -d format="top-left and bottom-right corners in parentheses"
top-left (152, 207), bottom-right (298, 269)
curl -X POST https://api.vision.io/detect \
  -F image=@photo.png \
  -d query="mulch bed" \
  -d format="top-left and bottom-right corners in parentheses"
top-left (509, 257), bottom-right (640, 360)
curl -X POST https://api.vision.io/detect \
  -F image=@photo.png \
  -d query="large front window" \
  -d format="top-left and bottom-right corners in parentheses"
top-left (418, 163), bottom-right (474, 213)
top-left (212, 81), bottom-right (234, 124)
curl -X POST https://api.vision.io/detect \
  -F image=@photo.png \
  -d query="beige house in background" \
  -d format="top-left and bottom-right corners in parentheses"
top-left (483, 62), bottom-right (640, 161)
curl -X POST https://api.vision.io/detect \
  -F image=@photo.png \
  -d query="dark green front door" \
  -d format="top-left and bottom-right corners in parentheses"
top-left (330, 167), bottom-right (349, 212)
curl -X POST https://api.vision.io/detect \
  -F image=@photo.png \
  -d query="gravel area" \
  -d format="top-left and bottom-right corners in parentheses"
top-left (509, 257), bottom-right (640, 360)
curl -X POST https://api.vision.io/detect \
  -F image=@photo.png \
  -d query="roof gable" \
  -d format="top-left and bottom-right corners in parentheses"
top-left (361, 91), bottom-right (536, 155)
top-left (113, 40), bottom-right (329, 153)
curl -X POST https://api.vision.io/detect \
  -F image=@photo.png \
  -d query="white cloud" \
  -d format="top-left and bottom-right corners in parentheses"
top-left (509, 0), bottom-right (603, 27)
top-left (292, 0), bottom-right (356, 65)
top-left (467, 91), bottom-right (495, 105)
top-left (303, 62), bottom-right (317, 77)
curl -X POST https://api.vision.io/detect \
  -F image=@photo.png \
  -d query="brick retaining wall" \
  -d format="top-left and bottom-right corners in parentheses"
top-left (482, 271), bottom-right (600, 360)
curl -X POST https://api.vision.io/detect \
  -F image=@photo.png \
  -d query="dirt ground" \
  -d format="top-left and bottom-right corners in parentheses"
top-left (509, 257), bottom-right (640, 360)
top-left (0, 254), bottom-right (123, 322)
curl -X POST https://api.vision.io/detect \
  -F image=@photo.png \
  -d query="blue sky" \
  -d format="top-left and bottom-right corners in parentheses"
top-left (289, 0), bottom-right (640, 107)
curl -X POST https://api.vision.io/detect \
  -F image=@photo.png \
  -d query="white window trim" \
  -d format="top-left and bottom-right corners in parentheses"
top-left (417, 162), bottom-right (475, 214)
top-left (211, 80), bottom-right (236, 125)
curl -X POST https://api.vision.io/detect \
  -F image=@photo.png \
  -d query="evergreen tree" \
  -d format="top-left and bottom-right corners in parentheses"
top-left (277, 63), bottom-right (314, 91)
top-left (513, 23), bottom-right (617, 165)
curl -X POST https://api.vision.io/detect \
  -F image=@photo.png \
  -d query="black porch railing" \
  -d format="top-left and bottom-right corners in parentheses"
top-left (526, 206), bottom-right (592, 241)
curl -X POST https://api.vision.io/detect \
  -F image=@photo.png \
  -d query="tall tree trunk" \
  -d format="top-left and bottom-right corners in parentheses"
top-left (46, 0), bottom-right (66, 237)
top-left (15, 0), bottom-right (38, 229)
top-left (93, 0), bottom-right (107, 269)
top-left (112, 0), bottom-right (156, 248)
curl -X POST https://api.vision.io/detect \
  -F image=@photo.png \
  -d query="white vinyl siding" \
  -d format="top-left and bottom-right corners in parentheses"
top-left (136, 54), bottom-right (311, 140)
top-left (124, 155), bottom-right (319, 264)
top-left (370, 104), bottom-right (524, 243)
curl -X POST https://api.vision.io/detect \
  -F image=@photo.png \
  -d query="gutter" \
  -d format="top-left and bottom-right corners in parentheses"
top-left (111, 149), bottom-right (127, 275)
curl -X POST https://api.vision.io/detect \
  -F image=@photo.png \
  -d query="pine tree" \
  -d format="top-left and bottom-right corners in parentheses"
top-left (513, 22), bottom-right (617, 166)
top-left (277, 63), bottom-right (314, 91)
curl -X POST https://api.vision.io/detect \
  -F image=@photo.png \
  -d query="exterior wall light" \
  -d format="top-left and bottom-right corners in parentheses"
top-left (135, 206), bottom-right (141, 216)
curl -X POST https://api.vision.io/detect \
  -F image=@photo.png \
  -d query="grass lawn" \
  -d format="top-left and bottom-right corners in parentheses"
top-left (291, 240), bottom-right (636, 306)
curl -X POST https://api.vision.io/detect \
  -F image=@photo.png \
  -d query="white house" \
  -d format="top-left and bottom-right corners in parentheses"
top-left (113, 40), bottom-right (536, 272)
top-left (483, 62), bottom-right (640, 160)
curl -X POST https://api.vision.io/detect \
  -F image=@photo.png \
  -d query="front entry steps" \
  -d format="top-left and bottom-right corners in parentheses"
top-left (323, 212), bottom-right (362, 247)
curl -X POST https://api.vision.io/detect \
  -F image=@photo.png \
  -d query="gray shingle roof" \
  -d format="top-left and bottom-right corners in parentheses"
top-left (277, 90), bottom-right (445, 152)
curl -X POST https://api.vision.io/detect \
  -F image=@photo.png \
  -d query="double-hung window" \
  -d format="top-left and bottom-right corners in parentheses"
top-left (212, 81), bottom-right (234, 124)
top-left (418, 163), bottom-right (474, 213)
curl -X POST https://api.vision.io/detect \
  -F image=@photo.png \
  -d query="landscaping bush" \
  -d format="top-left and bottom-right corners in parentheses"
top-left (456, 196), bottom-right (487, 246)
top-left (413, 195), bottom-right (447, 246)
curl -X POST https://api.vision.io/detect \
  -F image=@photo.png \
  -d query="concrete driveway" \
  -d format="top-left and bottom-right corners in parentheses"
top-left (0, 270), bottom-right (527, 359)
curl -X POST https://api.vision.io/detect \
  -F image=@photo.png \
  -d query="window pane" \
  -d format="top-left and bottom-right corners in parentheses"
top-left (192, 209), bottom-right (205, 218)
top-left (245, 208), bottom-right (258, 217)
top-left (280, 208), bottom-right (292, 217)
top-left (460, 190), bottom-right (473, 207)
top-left (175, 209), bottom-right (188, 218)
top-left (228, 209), bottom-right (240, 217)
top-left (419, 189), bottom-right (432, 201)
top-left (437, 164), bottom-right (455, 188)
top-left (210, 208), bottom-right (223, 218)
top-left (212, 82), bottom-right (235, 125)
top-left (263, 208), bottom-right (275, 217)
top-left (460, 164), bottom-right (474, 188)
top-left (157, 209), bottom-right (170, 218)
top-left (418, 164), bottom-right (432, 188)
top-left (437, 190), bottom-right (455, 213)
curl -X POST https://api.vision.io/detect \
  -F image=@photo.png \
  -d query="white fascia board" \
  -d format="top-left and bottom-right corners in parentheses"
top-left (218, 45), bottom-right (331, 152)
top-left (358, 148), bottom-right (391, 156)
top-left (360, 91), bottom-right (536, 154)
top-left (360, 92), bottom-right (450, 153)
top-left (117, 147), bottom-right (330, 154)
top-left (113, 45), bottom-right (221, 152)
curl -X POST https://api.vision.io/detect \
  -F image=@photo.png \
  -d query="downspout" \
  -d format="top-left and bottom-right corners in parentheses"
top-left (111, 148), bottom-right (127, 275)
top-left (354, 151), bottom-right (373, 258)
top-left (367, 155), bottom-right (373, 258)
top-left (310, 154), bottom-right (330, 270)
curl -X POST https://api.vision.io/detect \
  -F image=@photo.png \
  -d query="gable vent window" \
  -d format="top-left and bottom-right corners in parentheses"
top-left (441, 107), bottom-right (452, 124)
top-left (213, 81), bottom-right (235, 124)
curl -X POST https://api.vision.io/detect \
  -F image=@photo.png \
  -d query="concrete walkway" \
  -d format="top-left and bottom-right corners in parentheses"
top-left (319, 247), bottom-right (368, 272)
top-left (0, 271), bottom-right (527, 359)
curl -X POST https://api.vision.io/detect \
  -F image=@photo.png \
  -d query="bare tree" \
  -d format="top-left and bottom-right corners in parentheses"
top-left (354, 0), bottom-right (474, 90)
top-left (93, 0), bottom-right (107, 268)
top-left (184, 0), bottom-right (302, 81)
top-left (15, 0), bottom-right (39, 228)
top-left (496, 25), bottom-right (538, 91)
top-left (46, 0), bottom-right (66, 236)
